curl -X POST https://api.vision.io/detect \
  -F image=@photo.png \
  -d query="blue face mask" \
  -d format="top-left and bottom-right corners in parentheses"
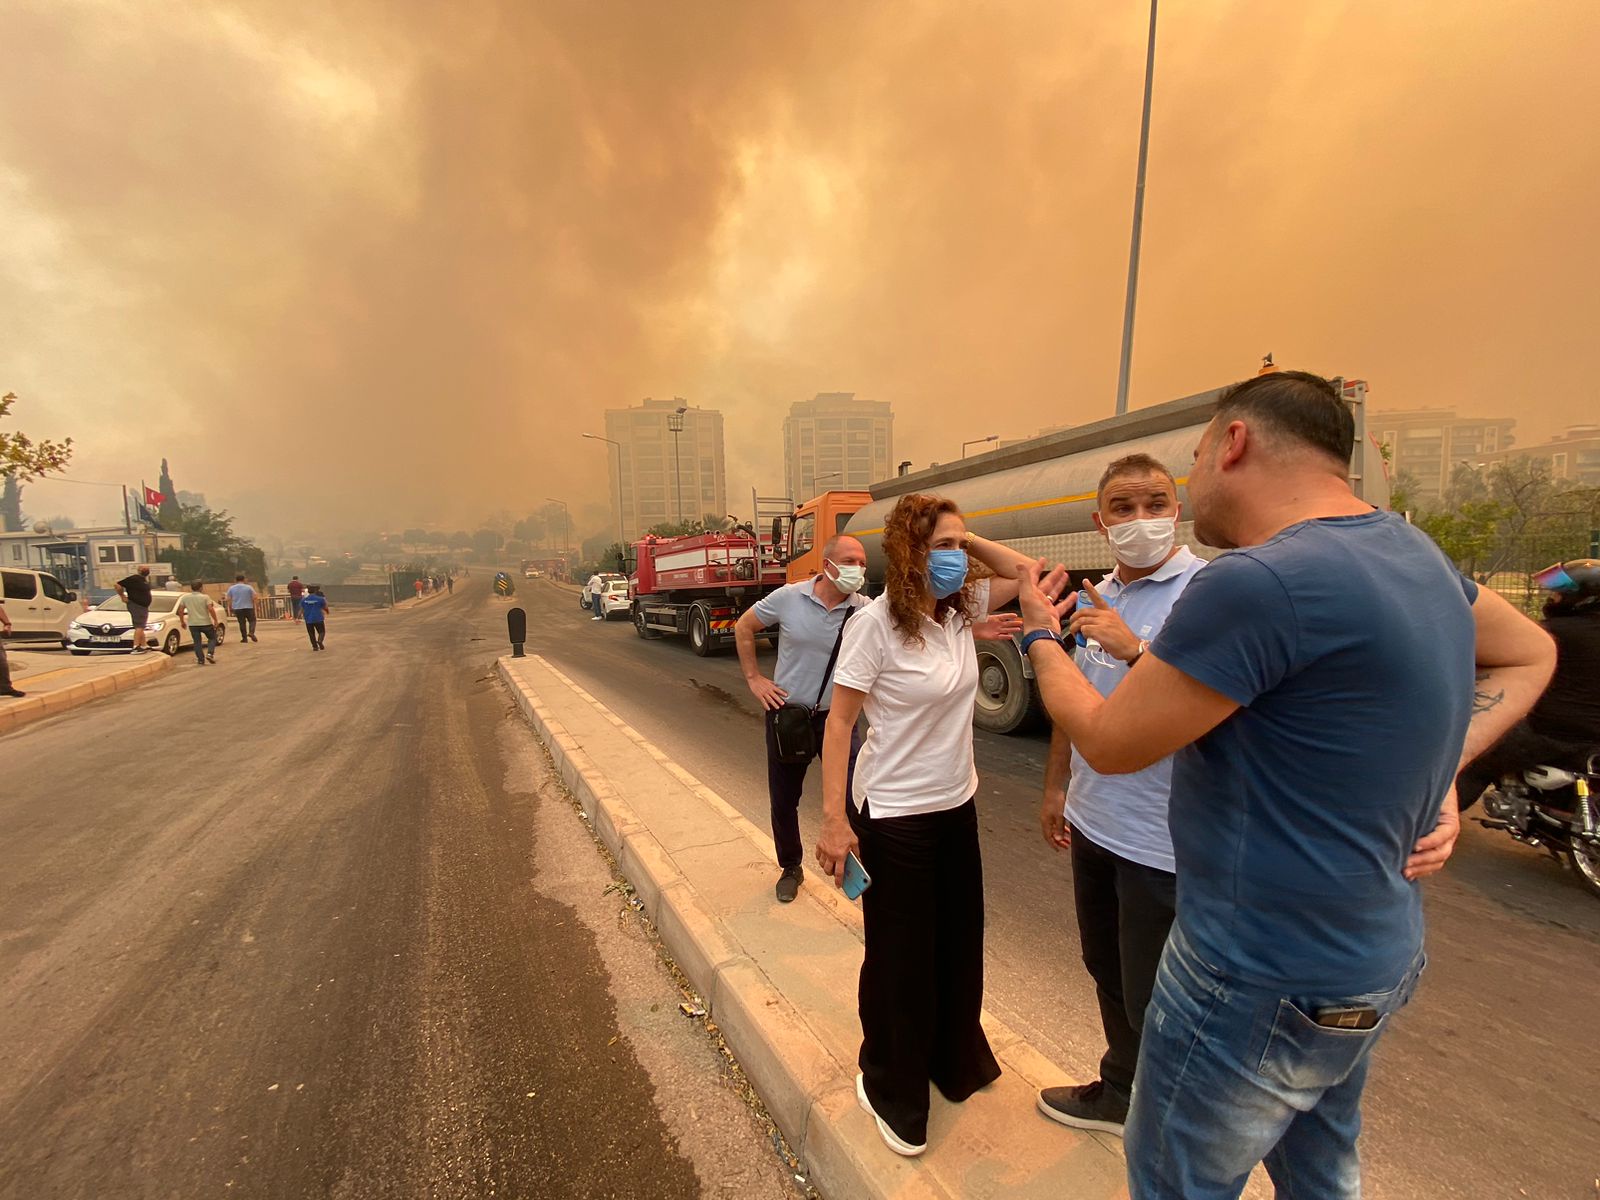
top-left (926, 549), bottom-right (969, 599)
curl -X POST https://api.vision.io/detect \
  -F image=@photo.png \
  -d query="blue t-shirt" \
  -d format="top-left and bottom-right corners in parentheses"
top-left (1152, 512), bottom-right (1478, 994)
top-left (301, 594), bottom-right (329, 623)
top-left (226, 583), bottom-right (256, 611)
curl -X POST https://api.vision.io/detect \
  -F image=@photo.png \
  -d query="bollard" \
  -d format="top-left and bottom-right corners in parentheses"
top-left (508, 607), bottom-right (527, 657)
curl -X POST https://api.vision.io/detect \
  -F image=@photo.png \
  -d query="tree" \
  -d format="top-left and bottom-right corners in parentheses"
top-left (159, 503), bottom-right (271, 586)
top-left (513, 513), bottom-right (546, 544)
top-left (41, 514), bottom-right (76, 530)
top-left (157, 457), bottom-right (180, 526)
top-left (1, 391), bottom-right (73, 483)
top-left (0, 475), bottom-right (21, 533)
top-left (402, 527), bottom-right (428, 544)
top-left (471, 528), bottom-right (503, 558)
top-left (447, 530), bottom-right (473, 549)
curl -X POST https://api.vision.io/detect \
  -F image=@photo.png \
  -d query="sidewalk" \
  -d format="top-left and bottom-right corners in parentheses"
top-left (0, 646), bottom-right (175, 736)
top-left (393, 586), bottom-right (452, 610)
top-left (499, 654), bottom-right (1128, 1200)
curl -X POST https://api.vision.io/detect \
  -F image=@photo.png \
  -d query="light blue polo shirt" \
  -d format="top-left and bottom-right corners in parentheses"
top-left (752, 577), bottom-right (868, 710)
top-left (1064, 546), bottom-right (1207, 873)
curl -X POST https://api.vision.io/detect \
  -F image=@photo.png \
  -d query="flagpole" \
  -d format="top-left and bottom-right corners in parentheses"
top-left (123, 485), bottom-right (132, 534)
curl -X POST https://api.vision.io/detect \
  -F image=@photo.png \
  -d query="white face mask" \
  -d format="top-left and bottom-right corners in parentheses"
top-left (1104, 516), bottom-right (1177, 569)
top-left (827, 560), bottom-right (867, 594)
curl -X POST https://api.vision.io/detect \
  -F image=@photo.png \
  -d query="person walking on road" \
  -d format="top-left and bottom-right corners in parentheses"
top-left (734, 535), bottom-right (871, 904)
top-left (813, 494), bottom-right (1035, 1158)
top-left (0, 597), bottom-right (24, 697)
top-left (446, 573), bottom-right (454, 595)
top-left (226, 574), bottom-right (259, 643)
top-left (176, 580), bottom-right (221, 665)
top-left (1016, 370), bottom-right (1556, 1199)
top-left (287, 575), bottom-right (305, 621)
top-left (413, 578), bottom-right (424, 601)
top-left (1034, 453), bottom-right (1206, 1138)
top-left (301, 585), bottom-right (330, 651)
top-left (114, 565), bottom-right (155, 653)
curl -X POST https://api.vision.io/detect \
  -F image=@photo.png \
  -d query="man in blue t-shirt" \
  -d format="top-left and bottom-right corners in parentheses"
top-left (300, 586), bottom-right (329, 651)
top-left (1017, 371), bottom-right (1556, 1199)
top-left (226, 574), bottom-right (258, 644)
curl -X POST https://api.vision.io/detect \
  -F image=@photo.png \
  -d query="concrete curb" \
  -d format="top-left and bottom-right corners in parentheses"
top-left (497, 655), bottom-right (1124, 1199)
top-left (392, 587), bottom-right (452, 611)
top-left (0, 652), bottom-right (176, 737)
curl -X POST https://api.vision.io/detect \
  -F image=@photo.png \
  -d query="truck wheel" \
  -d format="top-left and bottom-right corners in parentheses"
top-left (689, 606), bottom-right (713, 657)
top-left (973, 638), bottom-right (1045, 735)
top-left (634, 604), bottom-right (660, 640)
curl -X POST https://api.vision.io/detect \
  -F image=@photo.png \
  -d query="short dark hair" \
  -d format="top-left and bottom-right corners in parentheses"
top-left (235, 573), bottom-right (245, 581)
top-left (191, 579), bottom-right (204, 590)
top-left (1097, 452), bottom-right (1176, 501)
top-left (1213, 370), bottom-right (1353, 466)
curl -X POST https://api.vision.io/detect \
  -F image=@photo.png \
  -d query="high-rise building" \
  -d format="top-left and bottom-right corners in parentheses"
top-left (1480, 424), bottom-right (1600, 487)
top-left (1368, 407), bottom-right (1517, 501)
top-left (604, 398), bottom-right (727, 543)
top-left (782, 393), bottom-right (893, 501)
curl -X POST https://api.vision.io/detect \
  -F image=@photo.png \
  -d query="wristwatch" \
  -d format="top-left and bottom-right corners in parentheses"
top-left (1021, 629), bottom-right (1061, 656)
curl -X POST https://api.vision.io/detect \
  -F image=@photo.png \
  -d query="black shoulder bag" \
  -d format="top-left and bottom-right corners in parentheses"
top-left (771, 607), bottom-right (854, 765)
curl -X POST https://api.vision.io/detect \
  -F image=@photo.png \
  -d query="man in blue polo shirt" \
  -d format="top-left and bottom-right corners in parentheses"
top-left (735, 536), bottom-right (871, 903)
top-left (1035, 453), bottom-right (1205, 1137)
top-left (1018, 371), bottom-right (1556, 1198)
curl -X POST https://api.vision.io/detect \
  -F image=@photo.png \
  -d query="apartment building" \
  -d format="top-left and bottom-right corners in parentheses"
top-left (603, 398), bottom-right (727, 543)
top-left (782, 393), bottom-right (893, 501)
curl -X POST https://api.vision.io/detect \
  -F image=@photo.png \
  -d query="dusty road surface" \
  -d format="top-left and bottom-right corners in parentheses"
top-left (522, 578), bottom-right (1600, 1200)
top-left (0, 578), bottom-right (801, 1200)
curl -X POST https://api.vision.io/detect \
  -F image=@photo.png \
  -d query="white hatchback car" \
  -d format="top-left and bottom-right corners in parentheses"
top-left (64, 590), bottom-right (224, 656)
top-left (597, 577), bottom-right (632, 620)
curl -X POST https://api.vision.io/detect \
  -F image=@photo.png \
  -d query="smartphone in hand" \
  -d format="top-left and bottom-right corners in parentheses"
top-left (843, 850), bottom-right (872, 901)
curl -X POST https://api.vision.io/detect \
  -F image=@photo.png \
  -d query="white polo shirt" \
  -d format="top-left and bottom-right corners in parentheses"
top-left (831, 583), bottom-right (989, 817)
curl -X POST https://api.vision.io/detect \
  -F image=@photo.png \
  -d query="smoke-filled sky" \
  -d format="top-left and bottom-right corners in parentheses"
top-left (4, 0), bottom-right (1597, 541)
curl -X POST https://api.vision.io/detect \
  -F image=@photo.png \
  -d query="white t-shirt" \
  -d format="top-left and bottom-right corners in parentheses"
top-left (831, 583), bottom-right (989, 817)
top-left (177, 593), bottom-right (215, 625)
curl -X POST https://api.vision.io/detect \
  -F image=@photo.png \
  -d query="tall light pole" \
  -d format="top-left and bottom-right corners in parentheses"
top-left (667, 403), bottom-right (688, 526)
top-left (1114, 0), bottom-right (1159, 417)
top-left (961, 435), bottom-right (998, 458)
top-left (545, 497), bottom-right (569, 558)
top-left (582, 433), bottom-right (625, 557)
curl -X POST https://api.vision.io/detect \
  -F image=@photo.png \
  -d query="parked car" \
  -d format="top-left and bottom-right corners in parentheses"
top-left (523, 566), bottom-right (543, 579)
top-left (63, 590), bottom-right (216, 656)
top-left (579, 573), bottom-right (625, 611)
top-left (597, 577), bottom-right (632, 620)
top-left (1, 568), bottom-right (80, 643)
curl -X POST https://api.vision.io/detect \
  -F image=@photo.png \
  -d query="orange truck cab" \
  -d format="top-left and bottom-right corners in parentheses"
top-left (780, 491), bottom-right (873, 586)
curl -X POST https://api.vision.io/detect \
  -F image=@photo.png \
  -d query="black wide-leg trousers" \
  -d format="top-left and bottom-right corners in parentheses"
top-left (847, 794), bottom-right (1000, 1145)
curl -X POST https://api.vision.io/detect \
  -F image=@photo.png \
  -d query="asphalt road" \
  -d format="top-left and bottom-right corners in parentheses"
top-left (527, 579), bottom-right (1600, 1200)
top-left (0, 580), bottom-right (801, 1200)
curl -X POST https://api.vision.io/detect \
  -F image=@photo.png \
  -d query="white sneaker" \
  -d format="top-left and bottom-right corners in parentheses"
top-left (856, 1073), bottom-right (926, 1157)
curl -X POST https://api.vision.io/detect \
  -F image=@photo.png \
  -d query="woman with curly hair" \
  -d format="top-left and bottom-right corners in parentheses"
top-left (815, 491), bottom-right (1056, 1156)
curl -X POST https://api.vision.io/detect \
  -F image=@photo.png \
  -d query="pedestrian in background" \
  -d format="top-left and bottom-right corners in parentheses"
top-left (1034, 453), bottom-right (1206, 1137)
top-left (176, 580), bottom-right (220, 665)
top-left (1018, 370), bottom-right (1556, 1199)
top-left (301, 586), bottom-right (329, 651)
top-left (814, 493), bottom-right (1040, 1158)
top-left (0, 597), bottom-right (24, 697)
top-left (287, 575), bottom-right (305, 621)
top-left (114, 565), bottom-right (154, 653)
top-left (734, 535), bottom-right (871, 904)
top-left (413, 578), bottom-right (424, 601)
top-left (446, 573), bottom-right (454, 595)
top-left (226, 574), bottom-right (258, 643)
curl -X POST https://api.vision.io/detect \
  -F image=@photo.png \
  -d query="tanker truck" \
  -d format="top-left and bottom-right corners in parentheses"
top-left (772, 377), bottom-right (1385, 734)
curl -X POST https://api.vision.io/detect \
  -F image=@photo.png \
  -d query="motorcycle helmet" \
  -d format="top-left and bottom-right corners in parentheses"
top-left (1534, 559), bottom-right (1600, 615)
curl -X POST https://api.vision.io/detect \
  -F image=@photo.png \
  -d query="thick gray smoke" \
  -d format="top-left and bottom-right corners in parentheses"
top-left (2, 0), bottom-right (1596, 537)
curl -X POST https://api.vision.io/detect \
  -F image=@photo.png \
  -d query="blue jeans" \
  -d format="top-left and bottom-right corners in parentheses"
top-left (189, 624), bottom-right (218, 663)
top-left (1125, 926), bottom-right (1424, 1200)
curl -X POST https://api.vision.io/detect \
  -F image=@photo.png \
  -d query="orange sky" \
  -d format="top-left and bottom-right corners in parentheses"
top-left (4, 0), bottom-right (1597, 539)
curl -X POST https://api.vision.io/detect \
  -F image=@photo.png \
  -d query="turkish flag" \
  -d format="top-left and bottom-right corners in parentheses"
top-left (144, 487), bottom-right (165, 506)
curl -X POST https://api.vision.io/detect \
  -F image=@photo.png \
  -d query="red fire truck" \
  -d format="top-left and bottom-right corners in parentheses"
top-left (628, 529), bottom-right (786, 656)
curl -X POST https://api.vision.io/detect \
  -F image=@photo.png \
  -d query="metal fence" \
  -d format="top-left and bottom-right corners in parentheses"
top-left (1477, 529), bottom-right (1600, 616)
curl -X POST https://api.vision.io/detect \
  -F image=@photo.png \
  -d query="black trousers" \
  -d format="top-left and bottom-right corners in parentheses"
top-left (0, 641), bottom-right (11, 690)
top-left (848, 795), bottom-right (1000, 1145)
top-left (764, 709), bottom-right (860, 869)
top-left (1456, 719), bottom-right (1592, 810)
top-left (306, 621), bottom-right (326, 648)
top-left (1069, 825), bottom-right (1177, 1098)
top-left (233, 608), bottom-right (256, 640)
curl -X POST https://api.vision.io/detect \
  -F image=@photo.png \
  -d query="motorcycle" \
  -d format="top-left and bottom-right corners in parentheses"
top-left (1476, 755), bottom-right (1600, 899)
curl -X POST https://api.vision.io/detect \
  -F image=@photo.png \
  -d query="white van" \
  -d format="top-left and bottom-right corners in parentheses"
top-left (1, 568), bottom-right (80, 643)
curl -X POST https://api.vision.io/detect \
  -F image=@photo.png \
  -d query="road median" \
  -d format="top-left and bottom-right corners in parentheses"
top-left (498, 653), bottom-right (1127, 1200)
top-left (0, 650), bottom-right (175, 737)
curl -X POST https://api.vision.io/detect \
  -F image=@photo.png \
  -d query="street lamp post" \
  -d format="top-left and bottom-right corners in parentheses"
top-left (582, 433), bottom-right (626, 555)
top-left (545, 497), bottom-right (570, 558)
top-left (667, 404), bottom-right (689, 526)
top-left (1114, 0), bottom-right (1159, 417)
top-left (961, 436), bottom-right (999, 458)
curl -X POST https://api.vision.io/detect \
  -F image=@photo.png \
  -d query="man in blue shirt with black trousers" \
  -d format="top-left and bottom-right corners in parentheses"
top-left (1035, 452), bottom-right (1205, 1137)
top-left (1018, 371), bottom-right (1556, 1199)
